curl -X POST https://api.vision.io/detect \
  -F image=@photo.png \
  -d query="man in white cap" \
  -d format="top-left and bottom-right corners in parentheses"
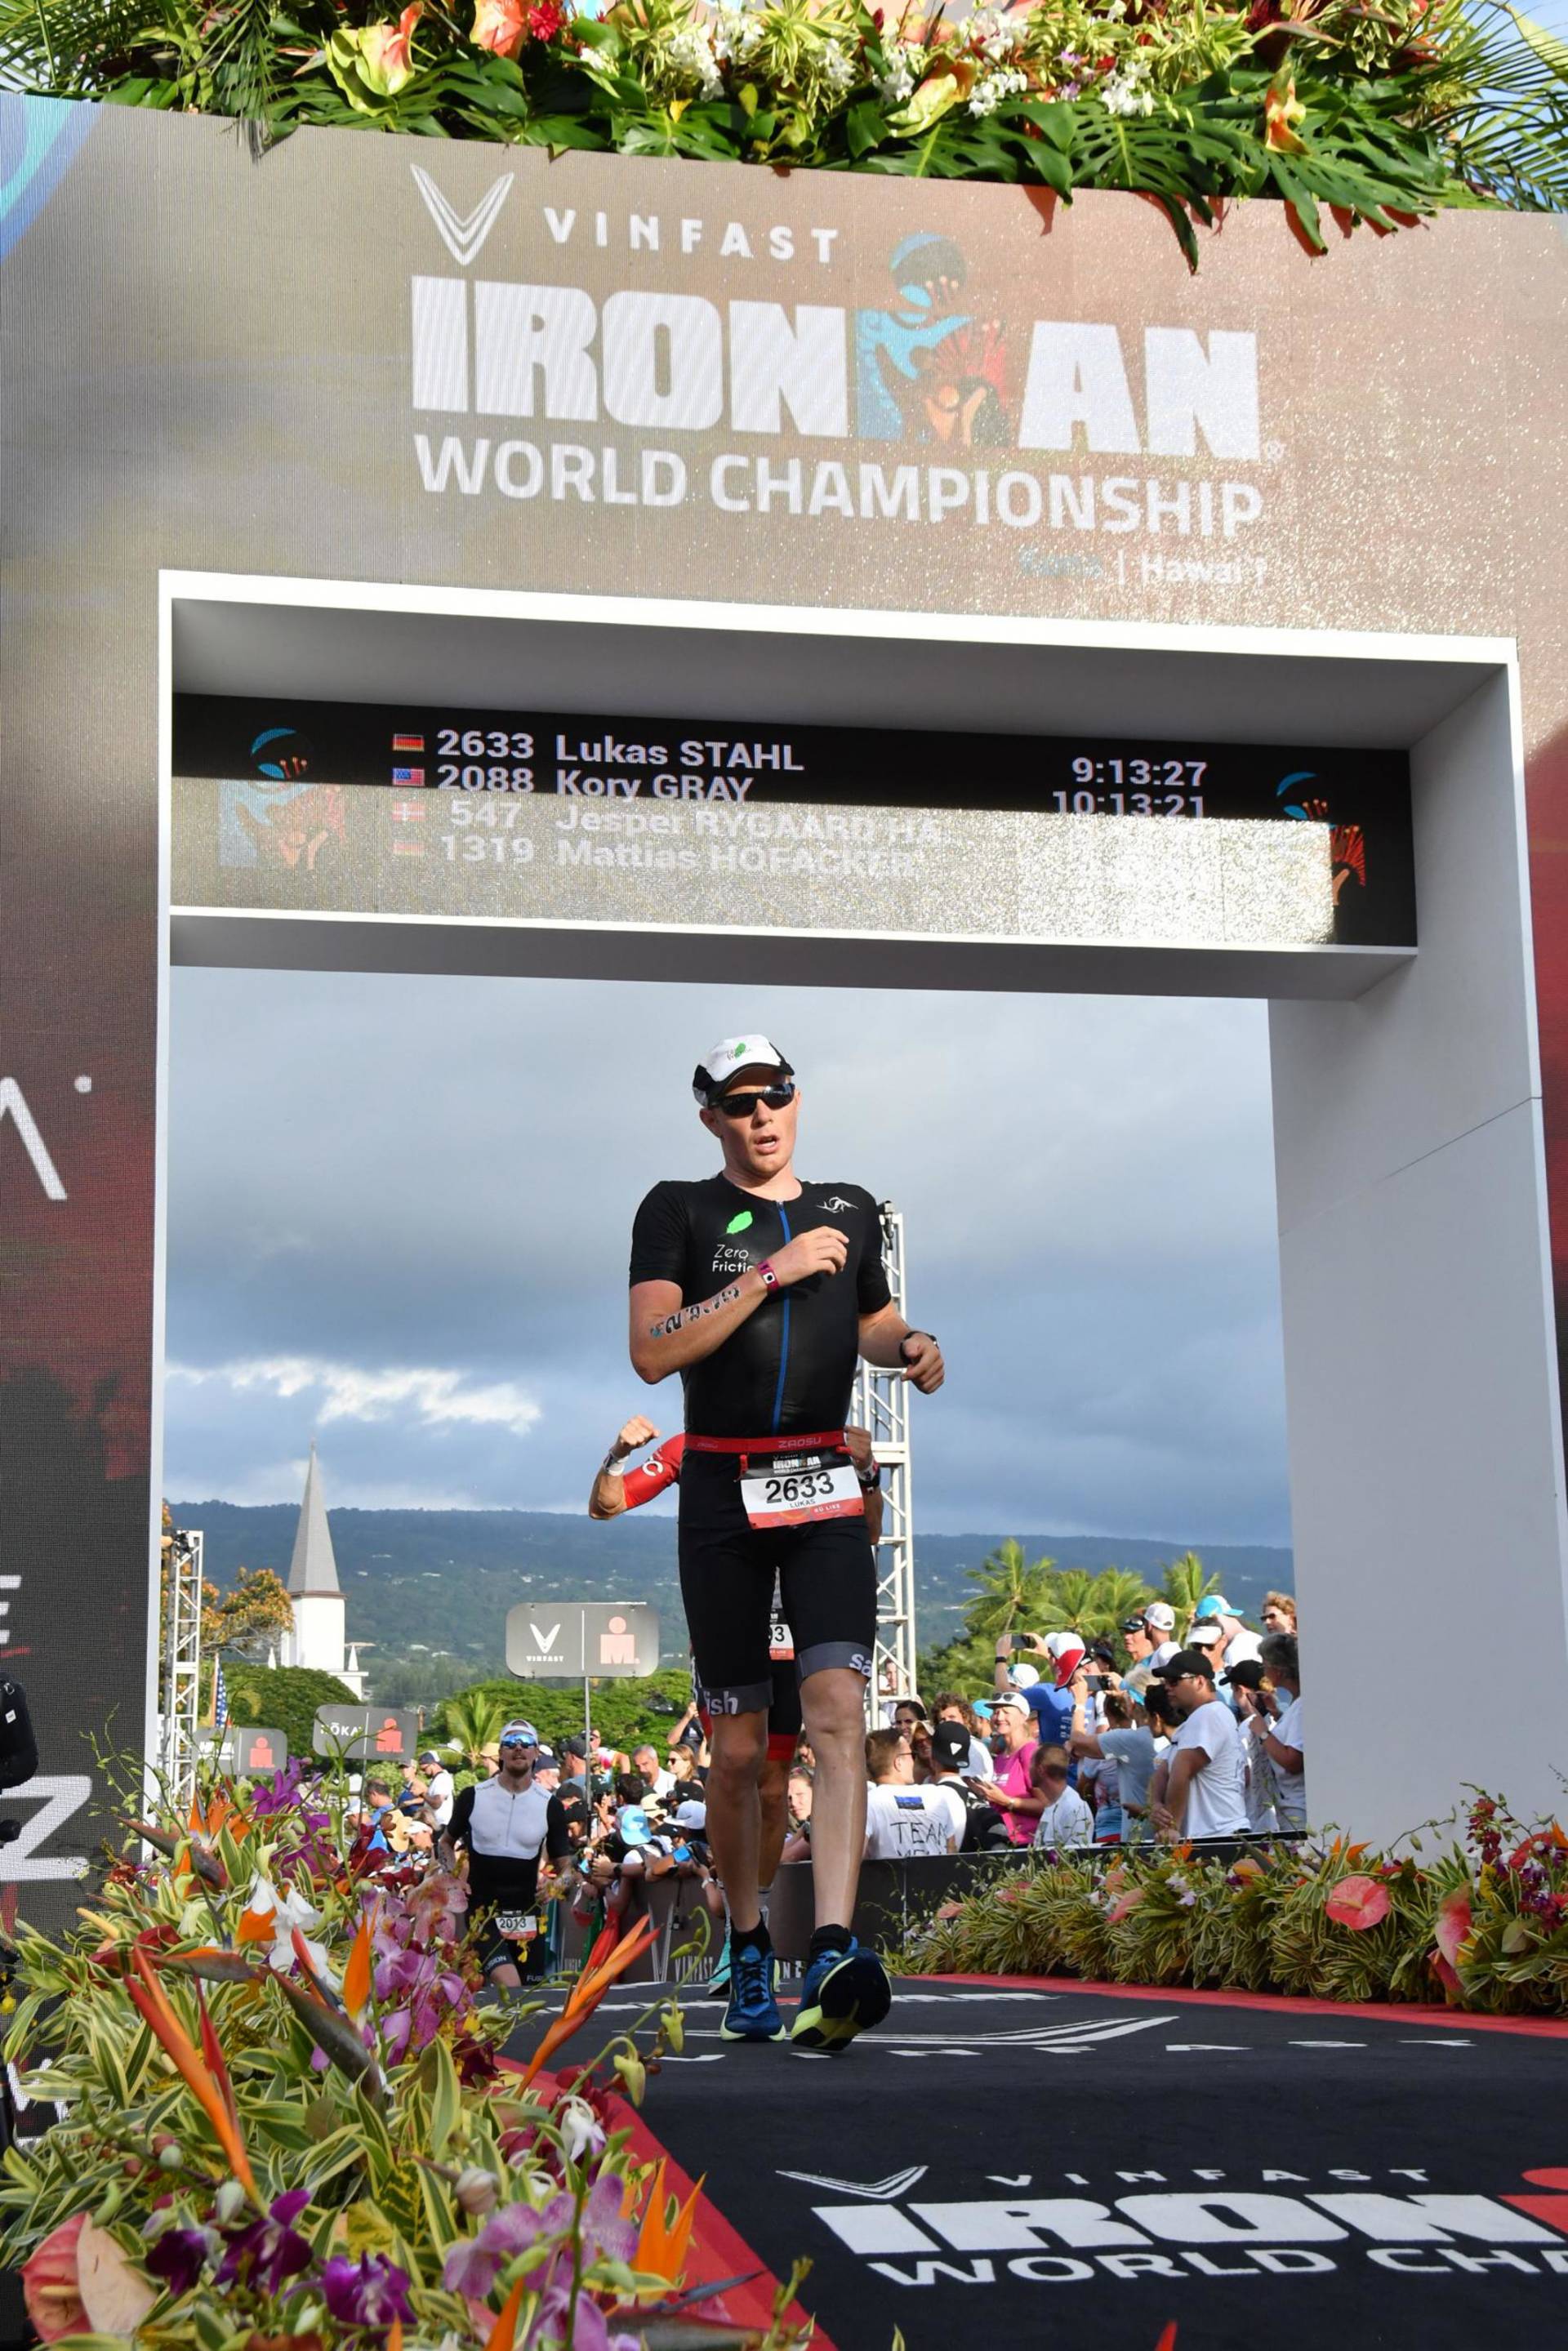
top-left (629, 1035), bottom-right (944, 2053)
top-left (1143, 1602), bottom-right (1181, 1670)
top-left (439, 1721), bottom-right (574, 1989)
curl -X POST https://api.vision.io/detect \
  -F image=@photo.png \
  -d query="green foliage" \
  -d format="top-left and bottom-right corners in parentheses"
top-left (224, 1661), bottom-right (358, 1757)
top-left (0, 0), bottom-right (1561, 252)
top-left (918, 1543), bottom-right (1221, 1694)
top-left (902, 1795), bottom-right (1568, 2015)
top-left (432, 1669), bottom-right (694, 1761)
top-left (0, 1761), bottom-right (706, 2351)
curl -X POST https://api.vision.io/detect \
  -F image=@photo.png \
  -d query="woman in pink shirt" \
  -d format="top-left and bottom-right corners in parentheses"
top-left (972, 1690), bottom-right (1044, 1844)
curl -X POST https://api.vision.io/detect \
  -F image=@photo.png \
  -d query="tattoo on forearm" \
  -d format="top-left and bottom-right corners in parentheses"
top-left (648, 1282), bottom-right (742, 1340)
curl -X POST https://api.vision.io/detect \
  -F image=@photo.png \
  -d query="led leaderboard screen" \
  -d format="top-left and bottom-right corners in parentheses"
top-left (172, 697), bottom-right (1415, 952)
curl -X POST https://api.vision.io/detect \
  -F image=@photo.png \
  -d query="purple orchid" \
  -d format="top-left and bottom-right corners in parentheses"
top-left (216, 2189), bottom-right (314, 2296)
top-left (443, 2194), bottom-right (568, 2300)
top-left (528, 2284), bottom-right (639, 2351)
top-left (144, 2224), bottom-right (212, 2297)
top-left (579, 2171), bottom-right (637, 2269)
top-left (319, 2254), bottom-right (414, 2331)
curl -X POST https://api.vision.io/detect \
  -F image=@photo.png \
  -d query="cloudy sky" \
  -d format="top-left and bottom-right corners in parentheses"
top-left (165, 970), bottom-right (1290, 1542)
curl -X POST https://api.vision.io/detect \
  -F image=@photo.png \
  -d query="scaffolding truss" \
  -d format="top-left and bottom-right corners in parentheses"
top-left (852, 1203), bottom-right (918, 1708)
top-left (160, 1525), bottom-right (203, 1809)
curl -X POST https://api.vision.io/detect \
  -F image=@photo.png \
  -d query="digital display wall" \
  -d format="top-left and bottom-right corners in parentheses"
top-left (173, 695), bottom-right (1414, 951)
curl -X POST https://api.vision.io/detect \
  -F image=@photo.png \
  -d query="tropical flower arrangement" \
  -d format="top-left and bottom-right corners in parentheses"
top-left (1, 1761), bottom-right (804, 2351)
top-left (0, 0), bottom-right (1566, 264)
top-left (901, 1792), bottom-right (1568, 2013)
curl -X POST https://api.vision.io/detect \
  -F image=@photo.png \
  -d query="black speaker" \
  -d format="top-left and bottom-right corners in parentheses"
top-left (0, 1679), bottom-right (38, 1791)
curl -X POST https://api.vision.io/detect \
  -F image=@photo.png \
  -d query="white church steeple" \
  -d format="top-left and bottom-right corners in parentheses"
top-left (274, 1442), bottom-right (363, 1695)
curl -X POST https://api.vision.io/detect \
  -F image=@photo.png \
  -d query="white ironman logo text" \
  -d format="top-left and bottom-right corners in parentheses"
top-left (413, 439), bottom-right (1263, 538)
top-left (412, 277), bottom-right (1260, 460)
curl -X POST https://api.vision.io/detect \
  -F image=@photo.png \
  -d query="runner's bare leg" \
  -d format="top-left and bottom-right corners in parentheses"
top-left (706, 1708), bottom-right (768, 1930)
top-left (799, 1668), bottom-right (869, 1930)
top-left (758, 1753), bottom-right (791, 1890)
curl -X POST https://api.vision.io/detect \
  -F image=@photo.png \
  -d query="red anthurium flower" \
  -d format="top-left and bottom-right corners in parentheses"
top-left (1324, 1874), bottom-right (1390, 1930)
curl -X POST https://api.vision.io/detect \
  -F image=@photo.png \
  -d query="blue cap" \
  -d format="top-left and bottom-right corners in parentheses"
top-left (1193, 1596), bottom-right (1230, 1620)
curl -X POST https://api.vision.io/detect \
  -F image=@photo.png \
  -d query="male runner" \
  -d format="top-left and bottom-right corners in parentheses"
top-left (628, 1036), bottom-right (943, 2050)
top-left (589, 1410), bottom-right (885, 2001)
top-left (438, 1720), bottom-right (575, 1988)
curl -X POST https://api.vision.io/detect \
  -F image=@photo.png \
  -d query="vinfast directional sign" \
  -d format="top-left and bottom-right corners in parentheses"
top-left (311, 1705), bottom-right (420, 1762)
top-left (506, 1602), bottom-right (661, 1680)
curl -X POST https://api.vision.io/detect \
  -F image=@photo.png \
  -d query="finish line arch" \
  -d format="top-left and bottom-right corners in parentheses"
top-left (158, 573), bottom-right (1566, 1847)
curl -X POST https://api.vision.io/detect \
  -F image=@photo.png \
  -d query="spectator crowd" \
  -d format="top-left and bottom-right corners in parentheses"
top-left (345, 1587), bottom-right (1304, 1987)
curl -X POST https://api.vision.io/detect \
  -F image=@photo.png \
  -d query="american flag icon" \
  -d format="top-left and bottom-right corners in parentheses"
top-left (391, 799), bottom-right (427, 822)
top-left (392, 766), bottom-right (426, 786)
top-left (392, 733), bottom-right (425, 753)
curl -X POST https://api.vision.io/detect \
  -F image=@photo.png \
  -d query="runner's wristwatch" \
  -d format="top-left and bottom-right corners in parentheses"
top-left (899, 1331), bottom-right (936, 1360)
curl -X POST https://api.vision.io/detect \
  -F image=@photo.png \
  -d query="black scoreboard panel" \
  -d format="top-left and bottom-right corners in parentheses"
top-left (172, 696), bottom-right (1415, 950)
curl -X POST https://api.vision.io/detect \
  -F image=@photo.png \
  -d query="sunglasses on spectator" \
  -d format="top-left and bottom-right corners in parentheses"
top-left (714, 1083), bottom-right (797, 1118)
top-left (500, 1738), bottom-right (537, 1752)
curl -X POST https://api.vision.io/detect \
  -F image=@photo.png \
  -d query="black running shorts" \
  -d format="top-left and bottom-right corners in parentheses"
top-left (678, 1450), bottom-right (877, 1716)
top-left (695, 1652), bottom-right (802, 1758)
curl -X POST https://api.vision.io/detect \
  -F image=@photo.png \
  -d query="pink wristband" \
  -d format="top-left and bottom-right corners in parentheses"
top-left (757, 1259), bottom-right (780, 1293)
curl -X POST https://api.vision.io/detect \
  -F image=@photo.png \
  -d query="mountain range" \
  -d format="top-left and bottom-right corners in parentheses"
top-left (172, 1500), bottom-right (1293, 1676)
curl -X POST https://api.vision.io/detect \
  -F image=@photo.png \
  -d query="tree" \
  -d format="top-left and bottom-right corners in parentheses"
top-left (223, 1663), bottom-right (358, 1759)
top-left (1160, 1552), bottom-right (1222, 1631)
top-left (436, 1689), bottom-right (508, 1770)
top-left (204, 1565), bottom-right (293, 1659)
top-left (962, 1538), bottom-right (1056, 1645)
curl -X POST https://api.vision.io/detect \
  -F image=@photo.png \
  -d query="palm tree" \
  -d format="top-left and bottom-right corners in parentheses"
top-left (1087, 1568), bottom-right (1157, 1637)
top-left (1044, 1568), bottom-right (1098, 1635)
top-left (1160, 1552), bottom-right (1221, 1636)
top-left (963, 1539), bottom-right (1056, 1645)
top-left (434, 1688), bottom-right (506, 1770)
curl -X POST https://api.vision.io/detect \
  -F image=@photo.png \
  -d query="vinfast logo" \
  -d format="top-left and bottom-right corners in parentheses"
top-left (408, 180), bottom-right (1267, 543)
top-left (412, 166), bottom-right (514, 267)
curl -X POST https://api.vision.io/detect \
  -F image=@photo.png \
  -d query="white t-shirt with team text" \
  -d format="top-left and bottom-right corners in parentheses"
top-left (866, 1784), bottom-right (960, 1860)
top-left (1171, 1699), bottom-right (1249, 1837)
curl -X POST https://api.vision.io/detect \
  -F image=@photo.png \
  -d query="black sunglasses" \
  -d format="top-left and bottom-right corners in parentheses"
top-left (713, 1082), bottom-right (796, 1119)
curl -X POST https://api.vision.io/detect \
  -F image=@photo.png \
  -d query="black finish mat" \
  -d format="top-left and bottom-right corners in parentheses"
top-left (505, 1978), bottom-right (1568, 2350)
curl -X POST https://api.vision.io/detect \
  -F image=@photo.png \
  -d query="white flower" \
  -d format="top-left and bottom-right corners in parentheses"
top-left (555, 2095), bottom-right (606, 2166)
top-left (1099, 65), bottom-right (1154, 114)
top-left (668, 21), bottom-right (724, 93)
top-left (821, 37), bottom-right (854, 88)
top-left (711, 4), bottom-right (764, 64)
top-left (877, 46), bottom-right (917, 99)
top-left (243, 1873), bottom-right (337, 1982)
top-left (968, 63), bottom-right (1027, 112)
top-left (964, 6), bottom-right (1022, 60)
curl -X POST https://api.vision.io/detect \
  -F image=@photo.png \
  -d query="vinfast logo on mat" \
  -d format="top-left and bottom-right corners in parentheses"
top-left (797, 2164), bottom-right (1568, 2291)
top-left (407, 171), bottom-right (1265, 545)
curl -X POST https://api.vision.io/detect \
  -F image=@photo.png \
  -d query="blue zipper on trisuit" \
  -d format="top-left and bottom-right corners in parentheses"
top-left (770, 1202), bottom-right (794, 1434)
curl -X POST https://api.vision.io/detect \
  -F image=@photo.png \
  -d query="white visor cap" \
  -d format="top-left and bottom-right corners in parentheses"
top-left (693, 1036), bottom-right (793, 1105)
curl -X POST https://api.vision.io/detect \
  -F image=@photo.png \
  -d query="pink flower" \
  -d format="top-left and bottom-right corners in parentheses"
top-left (1434, 1888), bottom-right (1473, 1969)
top-left (1106, 1889), bottom-right (1145, 1925)
top-left (359, 2), bottom-right (422, 91)
top-left (470, 0), bottom-right (524, 55)
top-left (21, 2217), bottom-right (89, 2343)
top-left (1324, 1874), bottom-right (1391, 1931)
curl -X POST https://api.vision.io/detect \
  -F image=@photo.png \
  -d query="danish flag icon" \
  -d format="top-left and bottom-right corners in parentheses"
top-left (411, 167), bottom-right (514, 268)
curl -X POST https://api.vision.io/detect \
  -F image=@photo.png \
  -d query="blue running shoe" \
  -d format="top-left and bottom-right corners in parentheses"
top-left (790, 1939), bottom-right (891, 2054)
top-left (706, 1934), bottom-right (733, 2001)
top-left (719, 1939), bottom-right (786, 2042)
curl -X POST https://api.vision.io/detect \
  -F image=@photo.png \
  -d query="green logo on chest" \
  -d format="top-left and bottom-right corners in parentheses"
top-left (725, 1209), bottom-right (755, 1235)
